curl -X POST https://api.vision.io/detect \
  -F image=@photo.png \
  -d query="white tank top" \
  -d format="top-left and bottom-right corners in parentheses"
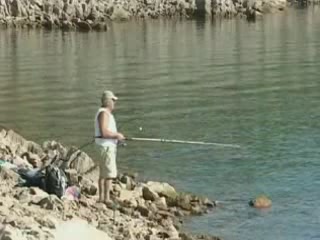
top-left (94, 108), bottom-right (118, 147)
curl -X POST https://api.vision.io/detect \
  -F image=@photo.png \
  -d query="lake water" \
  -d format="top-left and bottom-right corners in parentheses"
top-left (1, 6), bottom-right (320, 240)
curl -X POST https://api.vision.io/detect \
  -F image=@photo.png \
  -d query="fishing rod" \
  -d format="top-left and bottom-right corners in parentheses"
top-left (125, 137), bottom-right (241, 148)
top-left (95, 136), bottom-right (240, 148)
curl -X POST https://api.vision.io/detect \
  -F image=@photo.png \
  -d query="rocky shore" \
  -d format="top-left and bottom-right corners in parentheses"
top-left (0, 0), bottom-right (319, 31)
top-left (0, 127), bottom-right (221, 240)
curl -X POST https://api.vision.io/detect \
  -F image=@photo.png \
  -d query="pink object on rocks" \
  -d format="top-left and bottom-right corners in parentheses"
top-left (63, 186), bottom-right (80, 200)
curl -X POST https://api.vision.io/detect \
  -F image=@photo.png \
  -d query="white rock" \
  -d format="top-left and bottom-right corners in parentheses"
top-left (146, 181), bottom-right (177, 198)
top-left (110, 5), bottom-right (130, 21)
top-left (54, 219), bottom-right (113, 240)
top-left (155, 197), bottom-right (167, 210)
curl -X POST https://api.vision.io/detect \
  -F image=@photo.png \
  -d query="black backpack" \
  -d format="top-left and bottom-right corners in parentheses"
top-left (18, 168), bottom-right (46, 189)
top-left (45, 164), bottom-right (68, 198)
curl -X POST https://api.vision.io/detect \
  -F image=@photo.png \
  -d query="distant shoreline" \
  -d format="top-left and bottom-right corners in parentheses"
top-left (0, 0), bottom-right (318, 32)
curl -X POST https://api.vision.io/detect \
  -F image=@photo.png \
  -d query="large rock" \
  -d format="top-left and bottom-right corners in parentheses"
top-left (10, 0), bottom-right (22, 17)
top-left (20, 152), bottom-right (42, 168)
top-left (42, 140), bottom-right (67, 158)
top-left (262, 0), bottom-right (286, 12)
top-left (75, 20), bottom-right (92, 31)
top-left (142, 186), bottom-right (159, 201)
top-left (0, 0), bottom-right (9, 17)
top-left (0, 128), bottom-right (7, 140)
top-left (30, 0), bottom-right (43, 7)
top-left (154, 197), bottom-right (167, 210)
top-left (175, 193), bottom-right (193, 210)
top-left (246, 0), bottom-right (286, 12)
top-left (27, 141), bottom-right (44, 156)
top-left (167, 224), bottom-right (179, 239)
top-left (136, 205), bottom-right (150, 217)
top-left (1, 130), bottom-right (29, 156)
top-left (66, 148), bottom-right (95, 174)
top-left (0, 129), bottom-right (43, 167)
top-left (166, 192), bottom-right (211, 214)
top-left (63, 0), bottom-right (76, 16)
top-left (110, 5), bottom-right (130, 21)
top-left (80, 177), bottom-right (97, 196)
top-left (145, 182), bottom-right (177, 199)
top-left (61, 20), bottom-right (74, 30)
top-left (75, 2), bottom-right (84, 19)
top-left (119, 174), bottom-right (136, 190)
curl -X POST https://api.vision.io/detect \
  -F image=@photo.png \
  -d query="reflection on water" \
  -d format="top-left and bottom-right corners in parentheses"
top-left (1, 7), bottom-right (320, 240)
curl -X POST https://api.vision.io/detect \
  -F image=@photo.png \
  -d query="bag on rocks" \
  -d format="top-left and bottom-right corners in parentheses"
top-left (45, 164), bottom-right (68, 198)
top-left (18, 168), bottom-right (45, 189)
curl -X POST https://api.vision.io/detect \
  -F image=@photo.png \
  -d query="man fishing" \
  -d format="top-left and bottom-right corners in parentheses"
top-left (94, 90), bottom-right (125, 204)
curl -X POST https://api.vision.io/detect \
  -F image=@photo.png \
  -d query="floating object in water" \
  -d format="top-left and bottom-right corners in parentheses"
top-left (249, 195), bottom-right (272, 208)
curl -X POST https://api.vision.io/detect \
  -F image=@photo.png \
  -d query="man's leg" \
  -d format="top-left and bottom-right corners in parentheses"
top-left (98, 177), bottom-right (104, 202)
top-left (99, 146), bottom-right (109, 202)
top-left (104, 178), bottom-right (112, 202)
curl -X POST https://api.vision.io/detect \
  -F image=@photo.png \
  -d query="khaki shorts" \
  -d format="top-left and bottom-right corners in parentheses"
top-left (99, 146), bottom-right (117, 179)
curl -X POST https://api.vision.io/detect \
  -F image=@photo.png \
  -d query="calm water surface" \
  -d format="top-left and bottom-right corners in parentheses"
top-left (1, 7), bottom-right (320, 240)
